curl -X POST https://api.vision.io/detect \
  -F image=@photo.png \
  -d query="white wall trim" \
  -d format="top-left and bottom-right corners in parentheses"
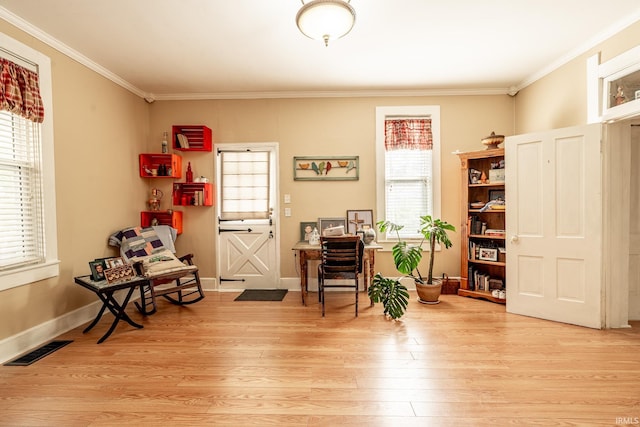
top-left (0, 300), bottom-right (102, 364)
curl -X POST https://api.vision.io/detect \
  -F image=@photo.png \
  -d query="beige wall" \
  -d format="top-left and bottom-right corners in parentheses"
top-left (0, 21), bottom-right (149, 340)
top-left (515, 20), bottom-right (640, 133)
top-left (4, 14), bottom-right (638, 345)
top-left (148, 96), bottom-right (515, 280)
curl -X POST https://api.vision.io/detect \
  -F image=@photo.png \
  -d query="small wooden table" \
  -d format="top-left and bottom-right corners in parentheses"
top-left (292, 241), bottom-right (382, 306)
top-left (74, 275), bottom-right (146, 343)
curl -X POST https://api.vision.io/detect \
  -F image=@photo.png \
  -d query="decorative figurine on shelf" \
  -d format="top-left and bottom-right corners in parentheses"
top-left (148, 188), bottom-right (163, 211)
top-left (186, 162), bottom-right (193, 182)
top-left (614, 85), bottom-right (626, 106)
top-left (162, 131), bottom-right (168, 154)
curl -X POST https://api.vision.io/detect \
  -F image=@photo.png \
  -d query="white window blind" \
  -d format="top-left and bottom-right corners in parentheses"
top-left (219, 150), bottom-right (270, 220)
top-left (384, 148), bottom-right (433, 238)
top-left (0, 110), bottom-right (45, 270)
top-left (375, 106), bottom-right (441, 242)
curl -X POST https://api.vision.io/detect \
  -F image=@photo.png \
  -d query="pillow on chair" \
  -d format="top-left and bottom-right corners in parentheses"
top-left (140, 249), bottom-right (196, 277)
top-left (109, 226), bottom-right (176, 263)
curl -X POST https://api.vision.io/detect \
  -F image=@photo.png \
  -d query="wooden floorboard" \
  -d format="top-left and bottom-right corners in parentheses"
top-left (1, 291), bottom-right (639, 426)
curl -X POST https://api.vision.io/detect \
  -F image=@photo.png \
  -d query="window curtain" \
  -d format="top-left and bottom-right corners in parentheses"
top-left (0, 58), bottom-right (44, 123)
top-left (384, 118), bottom-right (432, 151)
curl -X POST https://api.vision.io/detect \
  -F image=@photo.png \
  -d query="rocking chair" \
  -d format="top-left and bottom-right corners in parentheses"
top-left (108, 225), bottom-right (205, 315)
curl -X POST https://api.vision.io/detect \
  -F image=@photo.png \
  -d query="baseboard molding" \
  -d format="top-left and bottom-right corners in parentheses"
top-left (0, 276), bottom-right (300, 364)
top-left (0, 299), bottom-right (102, 364)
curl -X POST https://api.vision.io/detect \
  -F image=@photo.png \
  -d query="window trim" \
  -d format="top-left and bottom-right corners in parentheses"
top-left (0, 33), bottom-right (59, 291)
top-left (375, 105), bottom-right (441, 242)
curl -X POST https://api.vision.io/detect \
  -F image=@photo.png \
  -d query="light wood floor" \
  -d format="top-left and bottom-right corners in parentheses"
top-left (1, 291), bottom-right (639, 426)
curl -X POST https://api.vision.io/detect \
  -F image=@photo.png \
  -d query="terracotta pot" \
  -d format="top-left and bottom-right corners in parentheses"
top-left (415, 279), bottom-right (442, 304)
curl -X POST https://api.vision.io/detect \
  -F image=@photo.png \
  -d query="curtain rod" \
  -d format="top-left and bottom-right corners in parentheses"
top-left (0, 46), bottom-right (38, 72)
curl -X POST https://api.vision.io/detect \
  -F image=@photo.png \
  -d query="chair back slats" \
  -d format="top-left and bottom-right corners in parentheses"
top-left (318, 235), bottom-right (363, 317)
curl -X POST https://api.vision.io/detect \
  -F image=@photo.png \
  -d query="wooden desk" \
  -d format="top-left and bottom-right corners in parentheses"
top-left (74, 275), bottom-right (146, 343)
top-left (292, 241), bottom-right (382, 306)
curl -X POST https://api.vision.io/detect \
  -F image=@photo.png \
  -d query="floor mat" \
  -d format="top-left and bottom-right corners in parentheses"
top-left (4, 340), bottom-right (73, 366)
top-left (234, 289), bottom-right (288, 301)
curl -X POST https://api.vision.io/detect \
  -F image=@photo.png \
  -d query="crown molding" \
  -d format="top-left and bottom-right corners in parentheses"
top-left (152, 88), bottom-right (510, 101)
top-left (3, 4), bottom-right (638, 102)
top-left (514, 9), bottom-right (640, 93)
top-left (0, 6), bottom-right (149, 99)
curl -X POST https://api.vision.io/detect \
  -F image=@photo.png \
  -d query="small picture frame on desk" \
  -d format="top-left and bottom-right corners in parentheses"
top-left (300, 221), bottom-right (318, 242)
top-left (89, 260), bottom-right (106, 282)
top-left (318, 217), bottom-right (346, 235)
top-left (346, 209), bottom-right (373, 235)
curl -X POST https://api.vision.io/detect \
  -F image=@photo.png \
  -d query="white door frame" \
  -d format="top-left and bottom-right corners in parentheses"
top-left (214, 142), bottom-right (281, 291)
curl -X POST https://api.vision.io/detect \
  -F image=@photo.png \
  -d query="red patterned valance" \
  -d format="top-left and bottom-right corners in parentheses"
top-left (384, 118), bottom-right (432, 151)
top-left (0, 58), bottom-right (44, 123)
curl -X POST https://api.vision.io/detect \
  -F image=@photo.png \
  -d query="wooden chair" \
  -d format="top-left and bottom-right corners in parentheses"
top-left (317, 235), bottom-right (364, 317)
top-left (108, 226), bottom-right (205, 315)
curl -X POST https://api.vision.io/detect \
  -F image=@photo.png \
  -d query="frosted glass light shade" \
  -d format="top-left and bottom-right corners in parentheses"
top-left (296, 0), bottom-right (356, 46)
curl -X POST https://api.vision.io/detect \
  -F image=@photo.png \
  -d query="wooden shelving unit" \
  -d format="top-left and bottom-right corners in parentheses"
top-left (172, 182), bottom-right (214, 206)
top-left (171, 125), bottom-right (213, 152)
top-left (140, 210), bottom-right (183, 234)
top-left (139, 153), bottom-right (182, 178)
top-left (457, 148), bottom-right (506, 304)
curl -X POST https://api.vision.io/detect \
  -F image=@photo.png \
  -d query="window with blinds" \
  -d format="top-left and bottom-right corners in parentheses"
top-left (0, 33), bottom-right (58, 291)
top-left (384, 148), bottom-right (433, 238)
top-left (0, 110), bottom-right (44, 270)
top-left (219, 150), bottom-right (271, 220)
top-left (375, 106), bottom-right (441, 242)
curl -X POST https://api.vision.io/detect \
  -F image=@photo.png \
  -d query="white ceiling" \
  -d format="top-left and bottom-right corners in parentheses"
top-left (1, 0), bottom-right (639, 100)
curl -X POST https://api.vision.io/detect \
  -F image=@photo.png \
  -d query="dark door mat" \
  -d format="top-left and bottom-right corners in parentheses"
top-left (234, 289), bottom-right (288, 301)
top-left (4, 340), bottom-right (73, 366)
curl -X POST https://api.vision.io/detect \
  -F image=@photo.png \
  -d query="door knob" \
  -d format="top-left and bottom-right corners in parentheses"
top-left (510, 235), bottom-right (519, 243)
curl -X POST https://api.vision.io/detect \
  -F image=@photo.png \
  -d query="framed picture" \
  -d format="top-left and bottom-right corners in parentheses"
top-left (346, 209), bottom-right (373, 235)
top-left (489, 189), bottom-right (505, 202)
top-left (104, 257), bottom-right (125, 269)
top-left (300, 221), bottom-right (318, 242)
top-left (318, 217), bottom-right (346, 235)
top-left (89, 260), bottom-right (106, 282)
top-left (478, 247), bottom-right (498, 262)
top-left (293, 156), bottom-right (359, 181)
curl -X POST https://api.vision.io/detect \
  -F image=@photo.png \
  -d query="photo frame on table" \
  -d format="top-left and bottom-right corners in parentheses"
top-left (318, 217), bottom-right (346, 235)
top-left (346, 209), bottom-right (373, 235)
top-left (104, 257), bottom-right (125, 269)
top-left (89, 260), bottom-right (106, 282)
top-left (478, 247), bottom-right (498, 262)
top-left (300, 221), bottom-right (318, 242)
top-left (293, 156), bottom-right (359, 181)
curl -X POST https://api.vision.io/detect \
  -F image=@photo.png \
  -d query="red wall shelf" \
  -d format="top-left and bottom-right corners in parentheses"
top-left (172, 182), bottom-right (214, 206)
top-left (139, 153), bottom-right (182, 178)
top-left (140, 210), bottom-right (183, 234)
top-left (171, 125), bottom-right (213, 152)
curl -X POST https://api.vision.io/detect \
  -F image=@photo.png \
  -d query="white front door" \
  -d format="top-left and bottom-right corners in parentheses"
top-left (216, 143), bottom-right (280, 290)
top-left (505, 124), bottom-right (603, 328)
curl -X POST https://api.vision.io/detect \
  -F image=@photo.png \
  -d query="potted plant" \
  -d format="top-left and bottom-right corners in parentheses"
top-left (369, 215), bottom-right (455, 314)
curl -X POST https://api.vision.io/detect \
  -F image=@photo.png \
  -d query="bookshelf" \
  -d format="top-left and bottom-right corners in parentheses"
top-left (457, 148), bottom-right (506, 304)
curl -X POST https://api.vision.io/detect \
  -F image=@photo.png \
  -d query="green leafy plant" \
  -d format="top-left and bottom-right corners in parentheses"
top-left (369, 215), bottom-right (455, 318)
top-left (368, 273), bottom-right (409, 320)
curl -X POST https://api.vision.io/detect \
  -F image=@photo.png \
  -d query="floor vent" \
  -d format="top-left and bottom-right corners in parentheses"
top-left (4, 340), bottom-right (73, 366)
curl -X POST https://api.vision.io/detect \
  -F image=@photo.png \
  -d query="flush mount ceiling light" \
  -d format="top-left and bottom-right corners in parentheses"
top-left (296, 0), bottom-right (356, 47)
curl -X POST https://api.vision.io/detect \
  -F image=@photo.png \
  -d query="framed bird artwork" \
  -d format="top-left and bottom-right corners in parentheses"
top-left (293, 156), bottom-right (359, 181)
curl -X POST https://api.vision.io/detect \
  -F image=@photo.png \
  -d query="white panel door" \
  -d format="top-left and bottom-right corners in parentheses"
top-left (216, 143), bottom-right (280, 290)
top-left (629, 125), bottom-right (640, 320)
top-left (505, 124), bottom-right (603, 328)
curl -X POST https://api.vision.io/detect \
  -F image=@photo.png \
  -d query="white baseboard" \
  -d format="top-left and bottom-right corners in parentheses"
top-left (0, 276), bottom-right (304, 364)
top-left (0, 299), bottom-right (103, 364)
